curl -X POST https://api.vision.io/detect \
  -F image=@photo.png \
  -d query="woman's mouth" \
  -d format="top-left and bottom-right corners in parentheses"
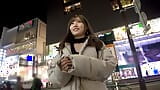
top-left (73, 28), bottom-right (79, 31)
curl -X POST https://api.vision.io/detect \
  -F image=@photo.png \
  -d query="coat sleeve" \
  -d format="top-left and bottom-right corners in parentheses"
top-left (47, 54), bottom-right (72, 88)
top-left (67, 47), bottom-right (118, 81)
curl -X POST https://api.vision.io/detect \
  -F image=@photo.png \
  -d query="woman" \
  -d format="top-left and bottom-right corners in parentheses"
top-left (48, 14), bottom-right (117, 90)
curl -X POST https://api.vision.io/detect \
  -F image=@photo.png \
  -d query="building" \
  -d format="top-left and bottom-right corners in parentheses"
top-left (0, 18), bottom-right (47, 82)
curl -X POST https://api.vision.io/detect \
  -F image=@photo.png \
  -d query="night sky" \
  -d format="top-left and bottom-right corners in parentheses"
top-left (0, 0), bottom-right (46, 36)
top-left (0, 0), bottom-right (159, 37)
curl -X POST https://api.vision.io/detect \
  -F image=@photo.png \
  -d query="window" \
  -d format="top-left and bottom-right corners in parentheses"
top-left (24, 31), bottom-right (36, 41)
top-left (110, 0), bottom-right (133, 11)
top-left (63, 0), bottom-right (81, 14)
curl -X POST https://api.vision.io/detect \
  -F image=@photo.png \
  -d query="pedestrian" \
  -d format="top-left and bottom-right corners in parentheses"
top-left (31, 74), bottom-right (43, 90)
top-left (14, 76), bottom-right (24, 90)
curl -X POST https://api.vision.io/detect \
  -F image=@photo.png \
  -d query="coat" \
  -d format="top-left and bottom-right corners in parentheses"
top-left (31, 77), bottom-right (43, 90)
top-left (14, 82), bottom-right (24, 90)
top-left (47, 37), bottom-right (117, 90)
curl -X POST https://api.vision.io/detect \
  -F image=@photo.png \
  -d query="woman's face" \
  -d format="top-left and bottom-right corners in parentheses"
top-left (69, 17), bottom-right (86, 38)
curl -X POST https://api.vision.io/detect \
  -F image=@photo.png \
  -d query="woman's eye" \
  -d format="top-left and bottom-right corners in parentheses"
top-left (77, 21), bottom-right (82, 23)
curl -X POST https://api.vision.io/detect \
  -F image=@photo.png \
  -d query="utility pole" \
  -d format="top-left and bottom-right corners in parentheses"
top-left (32, 56), bottom-right (35, 75)
top-left (115, 0), bottom-right (149, 90)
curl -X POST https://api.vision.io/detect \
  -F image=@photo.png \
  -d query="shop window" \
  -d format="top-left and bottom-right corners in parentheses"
top-left (110, 0), bottom-right (133, 11)
top-left (24, 31), bottom-right (36, 41)
top-left (63, 0), bottom-right (81, 14)
top-left (97, 31), bottom-right (115, 45)
top-left (24, 32), bottom-right (31, 40)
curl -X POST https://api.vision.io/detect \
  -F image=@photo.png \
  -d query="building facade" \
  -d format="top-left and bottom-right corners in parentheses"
top-left (0, 18), bottom-right (47, 82)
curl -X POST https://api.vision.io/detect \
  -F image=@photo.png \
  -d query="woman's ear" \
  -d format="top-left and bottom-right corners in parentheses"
top-left (85, 30), bottom-right (89, 36)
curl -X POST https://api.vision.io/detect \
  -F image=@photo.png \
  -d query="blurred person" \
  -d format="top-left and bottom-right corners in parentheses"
top-left (47, 14), bottom-right (117, 90)
top-left (123, 50), bottom-right (145, 64)
top-left (14, 76), bottom-right (24, 90)
top-left (31, 74), bottom-right (43, 90)
top-left (4, 81), bottom-right (12, 90)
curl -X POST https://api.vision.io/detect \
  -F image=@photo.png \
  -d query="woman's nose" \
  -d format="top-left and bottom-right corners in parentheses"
top-left (73, 22), bottom-right (78, 26)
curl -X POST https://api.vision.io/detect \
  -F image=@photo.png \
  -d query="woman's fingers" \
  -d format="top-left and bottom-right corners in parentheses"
top-left (61, 59), bottom-right (72, 66)
top-left (60, 57), bottom-right (73, 71)
top-left (62, 62), bottom-right (72, 71)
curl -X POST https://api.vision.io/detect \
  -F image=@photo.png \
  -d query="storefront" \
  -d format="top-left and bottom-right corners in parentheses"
top-left (1, 55), bottom-right (19, 79)
top-left (0, 18), bottom-right (46, 83)
top-left (95, 17), bottom-right (160, 82)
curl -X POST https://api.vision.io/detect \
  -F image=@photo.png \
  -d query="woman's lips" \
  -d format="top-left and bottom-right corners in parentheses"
top-left (73, 28), bottom-right (79, 31)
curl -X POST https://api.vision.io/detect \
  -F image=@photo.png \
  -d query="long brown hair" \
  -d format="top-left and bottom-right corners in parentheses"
top-left (59, 14), bottom-right (103, 50)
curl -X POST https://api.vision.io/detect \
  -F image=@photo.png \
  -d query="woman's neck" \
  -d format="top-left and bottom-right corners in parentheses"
top-left (74, 35), bottom-right (85, 39)
top-left (70, 35), bottom-right (87, 43)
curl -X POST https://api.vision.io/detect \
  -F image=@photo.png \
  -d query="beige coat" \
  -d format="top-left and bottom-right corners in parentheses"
top-left (47, 38), bottom-right (117, 90)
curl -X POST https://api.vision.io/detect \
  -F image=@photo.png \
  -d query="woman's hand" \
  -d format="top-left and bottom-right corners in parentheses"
top-left (59, 56), bottom-right (73, 72)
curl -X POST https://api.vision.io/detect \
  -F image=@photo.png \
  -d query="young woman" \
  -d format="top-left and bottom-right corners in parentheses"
top-left (47, 14), bottom-right (117, 90)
